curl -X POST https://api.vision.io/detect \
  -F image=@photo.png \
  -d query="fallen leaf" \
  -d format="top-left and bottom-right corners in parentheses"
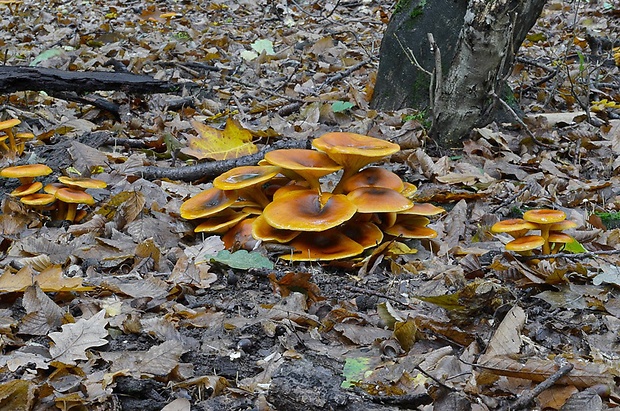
top-left (210, 250), bottom-right (274, 270)
top-left (181, 118), bottom-right (258, 160)
top-left (0, 379), bottom-right (36, 411)
top-left (19, 283), bottom-right (64, 335)
top-left (0, 265), bottom-right (92, 293)
top-left (49, 310), bottom-right (109, 365)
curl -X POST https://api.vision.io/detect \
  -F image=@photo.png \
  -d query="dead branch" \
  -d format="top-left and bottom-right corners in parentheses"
top-left (135, 138), bottom-right (309, 182)
top-left (0, 66), bottom-right (177, 94)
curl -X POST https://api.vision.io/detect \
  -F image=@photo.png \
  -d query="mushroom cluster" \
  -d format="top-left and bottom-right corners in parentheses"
top-left (491, 209), bottom-right (577, 255)
top-left (181, 132), bottom-right (445, 261)
top-left (0, 118), bottom-right (35, 158)
top-left (0, 164), bottom-right (107, 223)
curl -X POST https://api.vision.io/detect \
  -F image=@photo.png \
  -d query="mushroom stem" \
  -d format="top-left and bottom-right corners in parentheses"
top-left (333, 168), bottom-right (359, 194)
top-left (540, 225), bottom-right (551, 255)
top-left (5, 129), bottom-right (17, 154)
top-left (65, 203), bottom-right (77, 222)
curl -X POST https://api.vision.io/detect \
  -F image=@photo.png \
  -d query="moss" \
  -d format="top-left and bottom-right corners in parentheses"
top-left (595, 211), bottom-right (620, 229)
top-left (394, 0), bottom-right (411, 13)
top-left (410, 0), bottom-right (427, 19)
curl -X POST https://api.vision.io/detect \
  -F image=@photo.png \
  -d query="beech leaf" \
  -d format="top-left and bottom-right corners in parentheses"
top-left (48, 310), bottom-right (109, 365)
top-left (0, 265), bottom-right (93, 293)
top-left (210, 250), bottom-right (274, 270)
top-left (181, 118), bottom-right (258, 160)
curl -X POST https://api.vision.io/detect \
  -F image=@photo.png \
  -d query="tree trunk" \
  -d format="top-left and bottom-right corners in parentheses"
top-left (372, 0), bottom-right (547, 148)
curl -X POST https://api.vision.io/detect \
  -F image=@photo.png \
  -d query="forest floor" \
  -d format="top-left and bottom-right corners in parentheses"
top-left (0, 0), bottom-right (619, 410)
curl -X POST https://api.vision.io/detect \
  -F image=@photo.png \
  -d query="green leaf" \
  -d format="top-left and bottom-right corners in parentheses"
top-left (30, 48), bottom-right (65, 67)
top-left (251, 39), bottom-right (275, 55)
top-left (341, 357), bottom-right (372, 389)
top-left (210, 250), bottom-right (273, 270)
top-left (331, 101), bottom-right (355, 113)
top-left (563, 238), bottom-right (587, 253)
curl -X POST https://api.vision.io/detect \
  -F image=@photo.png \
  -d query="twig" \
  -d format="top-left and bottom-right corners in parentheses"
top-left (342, 284), bottom-right (404, 305)
top-left (491, 91), bottom-right (555, 148)
top-left (394, 33), bottom-right (431, 76)
top-left (490, 186), bottom-right (529, 213)
top-left (317, 58), bottom-right (372, 91)
top-left (134, 138), bottom-right (309, 181)
top-left (498, 361), bottom-right (574, 411)
top-left (523, 249), bottom-right (620, 260)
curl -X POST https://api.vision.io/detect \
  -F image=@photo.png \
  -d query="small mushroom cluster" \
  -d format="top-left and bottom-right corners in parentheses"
top-left (491, 209), bottom-right (577, 255)
top-left (0, 164), bottom-right (107, 223)
top-left (181, 132), bottom-right (445, 261)
top-left (0, 119), bottom-right (35, 158)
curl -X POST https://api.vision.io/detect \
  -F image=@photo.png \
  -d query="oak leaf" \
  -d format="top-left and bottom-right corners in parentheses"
top-left (0, 265), bottom-right (93, 293)
top-left (181, 118), bottom-right (258, 160)
top-left (48, 310), bottom-right (109, 365)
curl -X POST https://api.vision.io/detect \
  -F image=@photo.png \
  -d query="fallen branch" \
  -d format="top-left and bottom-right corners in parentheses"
top-left (0, 66), bottom-right (177, 94)
top-left (134, 138), bottom-right (309, 181)
top-left (524, 249), bottom-right (620, 260)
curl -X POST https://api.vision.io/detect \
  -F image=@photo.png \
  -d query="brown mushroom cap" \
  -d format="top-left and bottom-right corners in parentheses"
top-left (312, 132), bottom-right (400, 171)
top-left (263, 149), bottom-right (341, 189)
top-left (10, 181), bottom-right (42, 197)
top-left (180, 187), bottom-right (237, 220)
top-left (20, 193), bottom-right (56, 206)
top-left (194, 210), bottom-right (249, 234)
top-left (44, 182), bottom-right (66, 196)
top-left (213, 165), bottom-right (281, 191)
top-left (346, 187), bottom-right (413, 213)
top-left (58, 176), bottom-right (107, 190)
top-left (523, 209), bottom-right (566, 224)
top-left (251, 214), bottom-right (300, 243)
top-left (341, 221), bottom-right (384, 249)
top-left (383, 223), bottom-right (438, 239)
top-left (548, 232), bottom-right (573, 244)
top-left (263, 189), bottom-right (357, 231)
top-left (549, 220), bottom-right (578, 231)
top-left (279, 229), bottom-right (365, 261)
top-left (55, 187), bottom-right (95, 205)
top-left (505, 235), bottom-right (545, 252)
top-left (341, 167), bottom-right (404, 193)
top-left (0, 164), bottom-right (52, 181)
top-left (222, 218), bottom-right (258, 250)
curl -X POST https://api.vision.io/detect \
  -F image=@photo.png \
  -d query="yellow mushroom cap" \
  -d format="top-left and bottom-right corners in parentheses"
top-left (505, 235), bottom-right (545, 252)
top-left (549, 220), bottom-right (578, 231)
top-left (312, 132), bottom-right (400, 172)
top-left (222, 218), bottom-right (257, 250)
top-left (180, 187), bottom-right (237, 220)
top-left (0, 163), bottom-right (52, 179)
top-left (0, 118), bottom-right (20, 130)
top-left (341, 167), bottom-right (404, 193)
top-left (548, 232), bottom-right (574, 244)
top-left (523, 209), bottom-right (566, 224)
top-left (263, 149), bottom-right (341, 187)
top-left (58, 176), bottom-right (107, 189)
top-left (399, 203), bottom-right (445, 216)
top-left (213, 165), bottom-right (281, 191)
top-left (55, 187), bottom-right (95, 205)
top-left (263, 189), bottom-right (357, 231)
top-left (11, 181), bottom-right (43, 197)
top-left (251, 214), bottom-right (300, 243)
top-left (20, 193), bottom-right (56, 206)
top-left (346, 187), bottom-right (413, 213)
top-left (491, 218), bottom-right (538, 234)
top-left (341, 221), bottom-right (384, 249)
top-left (194, 210), bottom-right (249, 234)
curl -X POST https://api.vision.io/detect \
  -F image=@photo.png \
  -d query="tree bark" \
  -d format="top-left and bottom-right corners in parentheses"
top-left (372, 0), bottom-right (547, 148)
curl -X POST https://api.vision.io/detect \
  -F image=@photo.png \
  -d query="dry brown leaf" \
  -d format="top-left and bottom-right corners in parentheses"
top-left (438, 199), bottom-right (467, 255)
top-left (268, 272), bottom-right (324, 305)
top-left (0, 265), bottom-right (92, 293)
top-left (478, 356), bottom-right (613, 389)
top-left (19, 283), bottom-right (64, 335)
top-left (106, 340), bottom-right (187, 377)
top-left (0, 379), bottom-right (35, 411)
top-left (48, 310), bottom-right (109, 366)
top-left (480, 305), bottom-right (525, 362)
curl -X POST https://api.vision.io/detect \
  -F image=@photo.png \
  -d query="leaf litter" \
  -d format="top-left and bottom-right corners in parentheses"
top-left (0, 0), bottom-right (618, 410)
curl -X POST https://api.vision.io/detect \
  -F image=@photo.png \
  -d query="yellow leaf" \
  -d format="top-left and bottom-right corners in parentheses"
top-left (182, 118), bottom-right (258, 160)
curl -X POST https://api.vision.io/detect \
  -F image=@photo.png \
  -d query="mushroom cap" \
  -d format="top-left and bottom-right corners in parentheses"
top-left (548, 232), bottom-right (574, 244)
top-left (222, 218), bottom-right (258, 250)
top-left (20, 193), bottom-right (56, 206)
top-left (341, 167), bottom-right (404, 193)
top-left (383, 218), bottom-right (438, 239)
top-left (272, 183), bottom-right (309, 201)
top-left (180, 187), bottom-right (237, 220)
top-left (523, 209), bottom-right (566, 224)
top-left (11, 181), bottom-right (42, 197)
top-left (213, 165), bottom-right (281, 190)
top-left (491, 218), bottom-right (538, 233)
top-left (251, 214), bottom-right (300, 243)
top-left (346, 187), bottom-right (413, 213)
top-left (58, 176), bottom-right (107, 189)
top-left (0, 164), bottom-right (52, 179)
top-left (279, 229), bottom-right (365, 261)
top-left (194, 210), bottom-right (249, 234)
top-left (505, 235), bottom-right (545, 252)
top-left (263, 189), bottom-right (357, 231)
top-left (400, 182), bottom-right (418, 198)
top-left (312, 132), bottom-right (400, 172)
top-left (341, 221), bottom-right (384, 249)
top-left (55, 187), bottom-right (95, 205)
top-left (44, 182), bottom-right (66, 196)
top-left (549, 220), bottom-right (578, 231)
top-left (399, 203), bottom-right (446, 216)
top-left (0, 118), bottom-right (20, 130)
top-left (263, 149), bottom-right (342, 185)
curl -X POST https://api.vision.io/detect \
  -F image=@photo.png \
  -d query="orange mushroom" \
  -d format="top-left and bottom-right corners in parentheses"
top-left (346, 187), bottom-right (413, 213)
top-left (251, 214), bottom-right (300, 243)
top-left (523, 209), bottom-right (566, 254)
top-left (0, 118), bottom-right (21, 155)
top-left (263, 149), bottom-right (341, 191)
top-left (505, 235), bottom-right (545, 255)
top-left (279, 229), bottom-right (365, 261)
top-left (55, 187), bottom-right (95, 222)
top-left (180, 187), bottom-right (237, 220)
top-left (213, 165), bottom-right (281, 207)
top-left (312, 132), bottom-right (400, 194)
top-left (341, 167), bottom-right (404, 193)
top-left (262, 189), bottom-right (357, 231)
top-left (0, 164), bottom-right (52, 196)
top-left (491, 218), bottom-right (538, 239)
